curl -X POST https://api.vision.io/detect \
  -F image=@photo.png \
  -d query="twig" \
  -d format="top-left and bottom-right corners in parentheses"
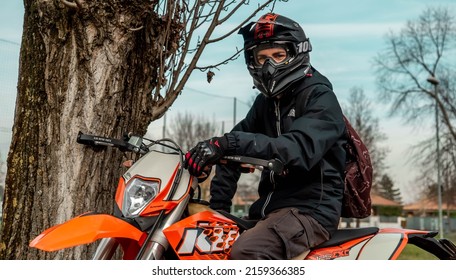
top-left (61, 0), bottom-right (77, 9)
top-left (195, 47), bottom-right (243, 71)
top-left (208, 0), bottom-right (275, 44)
top-left (129, 26), bottom-right (144, 32)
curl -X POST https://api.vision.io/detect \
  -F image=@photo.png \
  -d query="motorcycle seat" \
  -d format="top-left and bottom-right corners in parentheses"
top-left (314, 227), bottom-right (379, 248)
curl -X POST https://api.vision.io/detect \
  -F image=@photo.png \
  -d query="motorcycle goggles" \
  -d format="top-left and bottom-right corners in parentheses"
top-left (246, 40), bottom-right (311, 68)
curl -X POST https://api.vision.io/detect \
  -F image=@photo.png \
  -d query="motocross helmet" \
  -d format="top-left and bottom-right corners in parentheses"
top-left (238, 13), bottom-right (312, 98)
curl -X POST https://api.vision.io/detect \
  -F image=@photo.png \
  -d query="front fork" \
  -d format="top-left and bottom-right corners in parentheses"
top-left (137, 195), bottom-right (191, 260)
top-left (92, 238), bottom-right (119, 260)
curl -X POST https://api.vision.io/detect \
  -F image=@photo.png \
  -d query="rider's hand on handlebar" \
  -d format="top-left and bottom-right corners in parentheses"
top-left (184, 136), bottom-right (228, 177)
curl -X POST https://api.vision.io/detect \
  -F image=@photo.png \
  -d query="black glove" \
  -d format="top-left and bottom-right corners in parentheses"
top-left (184, 136), bottom-right (228, 177)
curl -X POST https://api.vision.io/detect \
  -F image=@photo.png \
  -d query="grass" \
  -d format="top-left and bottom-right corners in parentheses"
top-left (397, 232), bottom-right (456, 260)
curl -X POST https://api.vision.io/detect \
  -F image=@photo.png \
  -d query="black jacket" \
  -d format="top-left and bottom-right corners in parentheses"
top-left (210, 67), bottom-right (347, 235)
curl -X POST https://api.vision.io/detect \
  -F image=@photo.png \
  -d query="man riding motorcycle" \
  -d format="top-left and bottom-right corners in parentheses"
top-left (184, 13), bottom-right (347, 260)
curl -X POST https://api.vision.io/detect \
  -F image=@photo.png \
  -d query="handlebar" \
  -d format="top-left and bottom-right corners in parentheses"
top-left (76, 131), bottom-right (149, 154)
top-left (220, 155), bottom-right (284, 174)
top-left (76, 131), bottom-right (284, 173)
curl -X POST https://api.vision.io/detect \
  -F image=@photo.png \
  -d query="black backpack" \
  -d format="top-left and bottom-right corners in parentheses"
top-left (295, 85), bottom-right (373, 219)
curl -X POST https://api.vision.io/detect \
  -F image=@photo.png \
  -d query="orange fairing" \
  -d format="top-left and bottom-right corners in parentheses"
top-left (163, 210), bottom-right (240, 260)
top-left (115, 177), bottom-right (126, 210)
top-left (306, 234), bottom-right (374, 260)
top-left (29, 214), bottom-right (144, 252)
top-left (378, 228), bottom-right (429, 260)
top-left (141, 166), bottom-right (193, 215)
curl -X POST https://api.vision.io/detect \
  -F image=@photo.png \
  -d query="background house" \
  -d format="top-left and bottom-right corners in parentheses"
top-left (403, 199), bottom-right (456, 217)
top-left (403, 199), bottom-right (456, 232)
top-left (340, 194), bottom-right (404, 228)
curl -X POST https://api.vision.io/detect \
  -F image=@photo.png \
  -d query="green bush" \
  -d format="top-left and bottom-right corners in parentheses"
top-left (375, 205), bottom-right (402, 216)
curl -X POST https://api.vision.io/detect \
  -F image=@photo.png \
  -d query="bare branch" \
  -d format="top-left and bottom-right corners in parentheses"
top-left (166, 1), bottom-right (202, 91)
top-left (218, 0), bottom-right (248, 24)
top-left (129, 26), bottom-right (144, 32)
top-left (152, 0), bottom-right (281, 120)
top-left (61, 0), bottom-right (77, 9)
top-left (175, 1), bottom-right (227, 90)
top-left (195, 47), bottom-right (243, 71)
top-left (390, 37), bottom-right (429, 95)
top-left (208, 0), bottom-right (275, 44)
top-left (60, 0), bottom-right (85, 10)
top-left (436, 96), bottom-right (456, 141)
top-left (373, 7), bottom-right (456, 193)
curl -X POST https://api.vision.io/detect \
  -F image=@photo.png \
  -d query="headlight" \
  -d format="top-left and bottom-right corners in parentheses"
top-left (122, 177), bottom-right (159, 218)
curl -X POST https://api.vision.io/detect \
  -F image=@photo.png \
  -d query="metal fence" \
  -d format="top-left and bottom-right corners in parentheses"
top-left (405, 216), bottom-right (456, 233)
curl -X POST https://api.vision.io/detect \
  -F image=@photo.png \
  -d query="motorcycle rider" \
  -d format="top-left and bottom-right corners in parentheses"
top-left (184, 13), bottom-right (347, 260)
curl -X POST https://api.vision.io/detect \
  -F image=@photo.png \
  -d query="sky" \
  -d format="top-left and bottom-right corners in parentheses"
top-left (1, 0), bottom-right (456, 203)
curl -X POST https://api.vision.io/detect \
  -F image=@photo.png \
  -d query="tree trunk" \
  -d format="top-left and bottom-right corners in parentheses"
top-left (0, 0), bottom-right (175, 259)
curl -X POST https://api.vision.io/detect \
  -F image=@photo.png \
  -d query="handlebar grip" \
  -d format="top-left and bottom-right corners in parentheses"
top-left (221, 155), bottom-right (284, 174)
top-left (77, 132), bottom-right (97, 146)
top-left (77, 131), bottom-right (127, 149)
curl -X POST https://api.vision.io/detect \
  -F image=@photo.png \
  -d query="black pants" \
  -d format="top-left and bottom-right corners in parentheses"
top-left (229, 207), bottom-right (330, 260)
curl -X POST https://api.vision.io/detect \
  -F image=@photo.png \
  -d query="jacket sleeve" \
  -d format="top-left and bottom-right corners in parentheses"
top-left (230, 86), bottom-right (346, 171)
top-left (209, 95), bottom-right (263, 211)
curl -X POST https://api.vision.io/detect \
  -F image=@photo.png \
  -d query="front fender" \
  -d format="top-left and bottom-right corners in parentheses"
top-left (29, 213), bottom-right (144, 252)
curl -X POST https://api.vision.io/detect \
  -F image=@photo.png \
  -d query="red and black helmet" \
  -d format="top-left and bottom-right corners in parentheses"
top-left (239, 13), bottom-right (312, 98)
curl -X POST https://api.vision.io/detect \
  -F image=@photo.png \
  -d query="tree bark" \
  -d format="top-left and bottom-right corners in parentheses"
top-left (0, 0), bottom-right (277, 260)
top-left (0, 0), bottom-right (178, 259)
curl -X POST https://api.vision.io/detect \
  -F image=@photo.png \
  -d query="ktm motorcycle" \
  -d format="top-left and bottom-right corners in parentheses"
top-left (29, 132), bottom-right (456, 260)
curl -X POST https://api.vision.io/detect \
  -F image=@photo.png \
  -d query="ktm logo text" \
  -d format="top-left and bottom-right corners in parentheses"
top-left (176, 221), bottom-right (239, 256)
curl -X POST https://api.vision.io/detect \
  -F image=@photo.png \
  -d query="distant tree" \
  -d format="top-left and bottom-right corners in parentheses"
top-left (167, 111), bottom-right (219, 152)
top-left (373, 7), bottom-right (456, 191)
top-left (373, 7), bottom-right (456, 139)
top-left (415, 156), bottom-right (456, 213)
top-left (437, 72), bottom-right (456, 168)
top-left (342, 87), bottom-right (389, 190)
top-left (378, 174), bottom-right (402, 203)
top-left (413, 73), bottom-right (456, 207)
top-left (236, 170), bottom-right (260, 199)
top-left (167, 111), bottom-right (224, 204)
top-left (374, 7), bottom-right (456, 207)
top-left (443, 174), bottom-right (456, 215)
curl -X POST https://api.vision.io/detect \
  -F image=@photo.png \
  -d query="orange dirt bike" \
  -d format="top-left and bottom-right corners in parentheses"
top-left (30, 132), bottom-right (456, 260)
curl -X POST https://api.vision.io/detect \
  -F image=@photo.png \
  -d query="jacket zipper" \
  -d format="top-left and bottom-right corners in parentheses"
top-left (274, 100), bottom-right (281, 136)
top-left (261, 100), bottom-right (282, 217)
